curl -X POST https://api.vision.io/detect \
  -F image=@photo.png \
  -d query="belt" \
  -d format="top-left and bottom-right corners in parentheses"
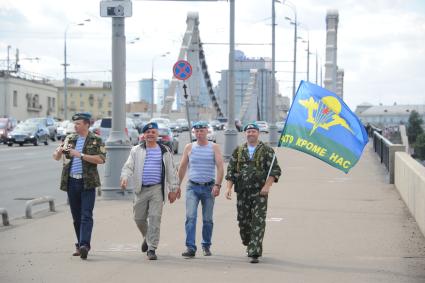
top-left (142, 183), bottom-right (161, 188)
top-left (70, 173), bottom-right (83, 179)
top-left (189, 180), bottom-right (214, 186)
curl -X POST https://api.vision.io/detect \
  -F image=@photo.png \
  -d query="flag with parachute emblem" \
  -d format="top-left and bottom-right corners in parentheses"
top-left (278, 81), bottom-right (368, 173)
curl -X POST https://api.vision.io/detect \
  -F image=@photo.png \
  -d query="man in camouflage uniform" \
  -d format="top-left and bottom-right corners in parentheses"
top-left (53, 112), bottom-right (106, 260)
top-left (225, 122), bottom-right (281, 263)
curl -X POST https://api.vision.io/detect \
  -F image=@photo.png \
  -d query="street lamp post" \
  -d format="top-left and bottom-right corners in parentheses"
top-left (282, 1), bottom-right (297, 102)
top-left (224, 0), bottom-right (238, 161)
top-left (63, 19), bottom-right (90, 120)
top-left (268, 0), bottom-right (278, 146)
top-left (151, 52), bottom-right (169, 119)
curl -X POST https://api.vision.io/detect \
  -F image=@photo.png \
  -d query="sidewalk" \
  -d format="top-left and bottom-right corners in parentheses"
top-left (1, 144), bottom-right (425, 283)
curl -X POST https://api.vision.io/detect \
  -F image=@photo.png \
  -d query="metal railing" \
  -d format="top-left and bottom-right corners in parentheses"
top-left (372, 131), bottom-right (405, 184)
top-left (25, 196), bottom-right (55, 219)
top-left (0, 208), bottom-right (9, 226)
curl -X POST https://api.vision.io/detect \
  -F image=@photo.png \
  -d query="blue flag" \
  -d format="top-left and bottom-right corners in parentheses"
top-left (279, 81), bottom-right (368, 173)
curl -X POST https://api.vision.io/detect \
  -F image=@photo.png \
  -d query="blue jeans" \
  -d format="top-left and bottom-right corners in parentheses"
top-left (67, 178), bottom-right (96, 249)
top-left (185, 183), bottom-right (215, 252)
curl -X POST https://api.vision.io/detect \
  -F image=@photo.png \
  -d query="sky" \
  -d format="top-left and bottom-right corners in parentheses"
top-left (1, 0), bottom-right (424, 111)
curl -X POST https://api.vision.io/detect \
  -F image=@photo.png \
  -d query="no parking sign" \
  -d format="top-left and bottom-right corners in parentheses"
top-left (173, 60), bottom-right (192, 80)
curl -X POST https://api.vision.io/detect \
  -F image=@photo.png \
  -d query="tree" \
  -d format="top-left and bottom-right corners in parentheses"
top-left (413, 133), bottom-right (425, 160)
top-left (407, 110), bottom-right (424, 144)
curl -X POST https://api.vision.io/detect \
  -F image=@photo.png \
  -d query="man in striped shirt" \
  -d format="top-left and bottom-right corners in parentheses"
top-left (121, 122), bottom-right (179, 260)
top-left (178, 121), bottom-right (224, 258)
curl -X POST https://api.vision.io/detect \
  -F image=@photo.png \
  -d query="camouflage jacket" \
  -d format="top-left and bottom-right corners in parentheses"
top-left (60, 132), bottom-right (106, 191)
top-left (225, 141), bottom-right (281, 193)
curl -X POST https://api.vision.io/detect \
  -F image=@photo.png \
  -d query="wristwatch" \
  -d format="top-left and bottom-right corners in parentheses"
top-left (81, 153), bottom-right (85, 159)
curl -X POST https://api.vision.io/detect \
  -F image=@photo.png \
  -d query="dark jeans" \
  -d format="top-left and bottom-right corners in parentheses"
top-left (67, 178), bottom-right (96, 249)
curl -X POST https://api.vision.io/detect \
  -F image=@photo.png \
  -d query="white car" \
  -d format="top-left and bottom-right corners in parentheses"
top-left (256, 121), bottom-right (269, 133)
top-left (150, 117), bottom-right (170, 127)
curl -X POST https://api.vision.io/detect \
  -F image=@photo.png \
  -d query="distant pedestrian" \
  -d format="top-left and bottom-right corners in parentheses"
top-left (225, 122), bottom-right (281, 263)
top-left (177, 121), bottom-right (224, 258)
top-left (52, 112), bottom-right (106, 260)
top-left (120, 122), bottom-right (179, 260)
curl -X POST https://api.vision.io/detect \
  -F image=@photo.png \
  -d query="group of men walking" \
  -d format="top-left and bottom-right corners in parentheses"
top-left (53, 113), bottom-right (281, 264)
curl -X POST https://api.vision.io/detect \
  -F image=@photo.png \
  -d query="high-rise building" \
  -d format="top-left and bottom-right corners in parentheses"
top-left (138, 78), bottom-right (153, 104)
top-left (216, 50), bottom-right (278, 123)
top-left (324, 10), bottom-right (344, 99)
top-left (157, 79), bottom-right (170, 111)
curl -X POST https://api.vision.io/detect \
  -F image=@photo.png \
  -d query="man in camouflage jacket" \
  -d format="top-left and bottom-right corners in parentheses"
top-left (225, 122), bottom-right (281, 264)
top-left (53, 112), bottom-right (106, 260)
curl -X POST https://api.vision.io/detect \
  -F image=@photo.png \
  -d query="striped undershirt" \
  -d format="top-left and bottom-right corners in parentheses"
top-left (70, 136), bottom-right (85, 174)
top-left (142, 145), bottom-right (162, 185)
top-left (188, 142), bottom-right (215, 183)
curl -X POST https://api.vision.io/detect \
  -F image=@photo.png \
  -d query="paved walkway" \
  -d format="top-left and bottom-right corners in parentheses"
top-left (1, 143), bottom-right (425, 283)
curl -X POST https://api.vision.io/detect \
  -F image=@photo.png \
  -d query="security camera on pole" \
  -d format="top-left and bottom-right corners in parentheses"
top-left (100, 0), bottom-right (133, 199)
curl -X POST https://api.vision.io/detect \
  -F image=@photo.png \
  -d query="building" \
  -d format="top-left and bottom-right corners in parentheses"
top-left (356, 104), bottom-right (425, 127)
top-left (53, 79), bottom-right (112, 120)
top-left (0, 72), bottom-right (58, 121)
top-left (156, 79), bottom-right (170, 111)
top-left (216, 50), bottom-right (286, 124)
top-left (138, 78), bottom-right (153, 104)
top-left (324, 10), bottom-right (345, 99)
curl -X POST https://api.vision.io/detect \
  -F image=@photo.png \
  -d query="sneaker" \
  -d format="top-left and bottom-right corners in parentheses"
top-left (141, 239), bottom-right (148, 253)
top-left (202, 247), bottom-right (212, 256)
top-left (147, 250), bottom-right (157, 260)
top-left (181, 249), bottom-right (196, 258)
top-left (250, 256), bottom-right (259, 264)
top-left (79, 246), bottom-right (89, 260)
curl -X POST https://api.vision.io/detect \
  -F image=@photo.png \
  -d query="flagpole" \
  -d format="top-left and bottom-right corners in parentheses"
top-left (266, 152), bottom-right (276, 180)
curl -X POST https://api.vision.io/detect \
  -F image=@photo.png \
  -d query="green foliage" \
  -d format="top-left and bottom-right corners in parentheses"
top-left (407, 110), bottom-right (424, 144)
top-left (413, 133), bottom-right (425, 160)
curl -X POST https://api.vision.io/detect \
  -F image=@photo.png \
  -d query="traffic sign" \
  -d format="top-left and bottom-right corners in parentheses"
top-left (173, 60), bottom-right (192, 80)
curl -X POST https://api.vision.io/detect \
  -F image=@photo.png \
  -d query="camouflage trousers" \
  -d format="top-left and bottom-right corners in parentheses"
top-left (236, 189), bottom-right (268, 257)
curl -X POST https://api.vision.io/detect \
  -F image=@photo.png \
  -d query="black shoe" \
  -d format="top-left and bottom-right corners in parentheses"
top-left (182, 249), bottom-right (196, 258)
top-left (202, 247), bottom-right (212, 256)
top-left (147, 250), bottom-right (157, 260)
top-left (250, 256), bottom-right (259, 264)
top-left (141, 239), bottom-right (148, 253)
top-left (79, 246), bottom-right (89, 260)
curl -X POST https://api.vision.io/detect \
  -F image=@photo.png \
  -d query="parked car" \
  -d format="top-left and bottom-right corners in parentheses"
top-left (210, 120), bottom-right (223, 131)
top-left (168, 122), bottom-right (182, 133)
top-left (6, 122), bottom-right (49, 146)
top-left (56, 120), bottom-right (76, 141)
top-left (0, 117), bottom-right (17, 144)
top-left (25, 117), bottom-right (57, 141)
top-left (138, 126), bottom-right (179, 154)
top-left (256, 121), bottom-right (269, 133)
top-left (98, 117), bottom-right (139, 145)
top-left (276, 121), bottom-right (285, 133)
top-left (191, 125), bottom-right (217, 143)
top-left (176, 118), bottom-right (189, 131)
top-left (150, 117), bottom-right (170, 127)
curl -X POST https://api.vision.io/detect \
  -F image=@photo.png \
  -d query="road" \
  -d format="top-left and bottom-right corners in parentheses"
top-left (0, 129), bottom-right (249, 220)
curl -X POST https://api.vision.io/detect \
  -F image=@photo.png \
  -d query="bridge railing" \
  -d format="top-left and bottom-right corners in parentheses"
top-left (373, 131), bottom-right (405, 184)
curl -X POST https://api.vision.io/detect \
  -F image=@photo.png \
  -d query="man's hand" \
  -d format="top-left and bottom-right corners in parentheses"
top-left (212, 185), bottom-right (220, 197)
top-left (68, 148), bottom-right (81, 158)
top-left (225, 188), bottom-right (232, 200)
top-left (120, 178), bottom-right (127, 190)
top-left (168, 191), bottom-right (177, 203)
top-left (259, 185), bottom-right (270, 196)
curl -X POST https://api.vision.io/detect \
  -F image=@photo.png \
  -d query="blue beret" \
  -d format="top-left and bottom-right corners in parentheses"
top-left (243, 122), bottom-right (259, 131)
top-left (192, 121), bottom-right (208, 129)
top-left (142, 122), bottom-right (158, 133)
top-left (72, 112), bottom-right (91, 121)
